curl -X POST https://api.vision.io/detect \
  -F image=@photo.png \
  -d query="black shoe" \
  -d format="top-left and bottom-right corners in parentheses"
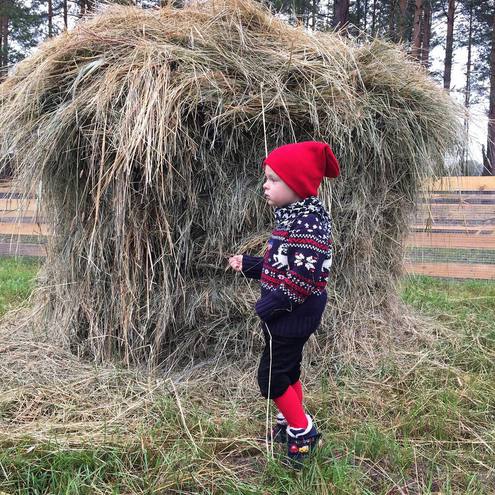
top-left (286, 415), bottom-right (322, 468)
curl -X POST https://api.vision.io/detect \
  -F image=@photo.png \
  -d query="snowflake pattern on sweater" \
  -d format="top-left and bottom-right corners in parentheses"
top-left (242, 196), bottom-right (333, 325)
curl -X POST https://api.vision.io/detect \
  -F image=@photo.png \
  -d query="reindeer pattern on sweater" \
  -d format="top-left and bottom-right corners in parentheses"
top-left (241, 195), bottom-right (333, 338)
top-left (259, 196), bottom-right (333, 308)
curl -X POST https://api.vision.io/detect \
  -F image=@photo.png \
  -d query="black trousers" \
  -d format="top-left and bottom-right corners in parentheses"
top-left (257, 323), bottom-right (311, 399)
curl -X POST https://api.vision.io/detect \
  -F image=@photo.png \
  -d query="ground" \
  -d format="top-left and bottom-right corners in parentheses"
top-left (0, 257), bottom-right (494, 494)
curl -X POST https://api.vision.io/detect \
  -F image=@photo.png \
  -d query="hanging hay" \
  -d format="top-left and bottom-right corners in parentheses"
top-left (0, 0), bottom-right (463, 369)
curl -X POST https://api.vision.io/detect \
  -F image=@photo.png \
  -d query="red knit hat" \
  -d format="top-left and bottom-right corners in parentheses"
top-left (262, 141), bottom-right (340, 199)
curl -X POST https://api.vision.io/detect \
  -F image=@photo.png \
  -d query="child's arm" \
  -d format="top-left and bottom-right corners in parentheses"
top-left (255, 214), bottom-right (331, 322)
top-left (228, 254), bottom-right (263, 280)
top-left (241, 254), bottom-right (263, 280)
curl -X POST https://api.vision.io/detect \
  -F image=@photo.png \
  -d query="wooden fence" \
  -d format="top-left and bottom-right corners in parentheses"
top-left (1, 178), bottom-right (495, 280)
top-left (0, 181), bottom-right (47, 257)
top-left (405, 177), bottom-right (495, 280)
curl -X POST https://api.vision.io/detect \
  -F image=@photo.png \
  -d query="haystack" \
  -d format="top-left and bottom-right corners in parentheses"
top-left (0, 0), bottom-right (462, 369)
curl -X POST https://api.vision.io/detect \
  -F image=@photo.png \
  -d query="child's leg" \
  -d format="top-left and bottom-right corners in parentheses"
top-left (273, 385), bottom-right (308, 429)
top-left (273, 380), bottom-right (304, 429)
top-left (291, 379), bottom-right (303, 404)
top-left (257, 326), bottom-right (310, 429)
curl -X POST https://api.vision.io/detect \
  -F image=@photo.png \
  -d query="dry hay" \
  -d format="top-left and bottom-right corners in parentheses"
top-left (0, 302), bottom-right (448, 450)
top-left (0, 0), bottom-right (463, 369)
top-left (0, 307), bottom-right (263, 448)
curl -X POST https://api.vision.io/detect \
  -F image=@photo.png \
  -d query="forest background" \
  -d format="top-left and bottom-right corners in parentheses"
top-left (1, 0), bottom-right (494, 176)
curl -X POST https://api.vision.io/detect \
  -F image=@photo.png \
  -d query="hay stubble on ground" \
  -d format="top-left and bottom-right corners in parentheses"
top-left (1, 274), bottom-right (494, 493)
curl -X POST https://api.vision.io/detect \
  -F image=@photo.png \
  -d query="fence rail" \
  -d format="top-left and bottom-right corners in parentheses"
top-left (1, 178), bottom-right (495, 280)
top-left (0, 181), bottom-right (47, 256)
top-left (406, 176), bottom-right (495, 280)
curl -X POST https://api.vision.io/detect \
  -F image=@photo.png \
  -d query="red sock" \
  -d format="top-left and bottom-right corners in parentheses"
top-left (292, 380), bottom-right (303, 404)
top-left (273, 385), bottom-right (308, 429)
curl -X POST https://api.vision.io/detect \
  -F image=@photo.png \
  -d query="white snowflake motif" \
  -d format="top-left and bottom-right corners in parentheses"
top-left (294, 252), bottom-right (306, 267)
top-left (294, 252), bottom-right (318, 271)
top-left (304, 255), bottom-right (317, 271)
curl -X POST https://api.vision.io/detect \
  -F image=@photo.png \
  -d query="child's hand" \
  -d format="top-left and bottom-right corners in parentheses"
top-left (228, 255), bottom-right (243, 272)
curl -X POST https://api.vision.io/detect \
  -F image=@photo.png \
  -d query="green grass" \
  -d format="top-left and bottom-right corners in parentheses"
top-left (406, 247), bottom-right (495, 264)
top-left (0, 261), bottom-right (494, 494)
top-left (0, 257), bottom-right (41, 317)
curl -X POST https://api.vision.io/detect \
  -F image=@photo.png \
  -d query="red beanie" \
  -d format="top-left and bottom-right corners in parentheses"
top-left (262, 141), bottom-right (340, 199)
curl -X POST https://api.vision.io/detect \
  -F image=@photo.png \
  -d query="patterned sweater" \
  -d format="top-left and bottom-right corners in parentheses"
top-left (241, 196), bottom-right (333, 338)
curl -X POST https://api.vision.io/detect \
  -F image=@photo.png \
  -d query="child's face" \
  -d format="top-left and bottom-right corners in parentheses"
top-left (263, 165), bottom-right (302, 208)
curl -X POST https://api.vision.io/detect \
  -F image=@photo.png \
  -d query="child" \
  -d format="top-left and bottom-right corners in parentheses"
top-left (228, 141), bottom-right (340, 466)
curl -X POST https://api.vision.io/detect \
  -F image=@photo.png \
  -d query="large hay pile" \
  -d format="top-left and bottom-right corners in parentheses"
top-left (0, 0), bottom-right (462, 368)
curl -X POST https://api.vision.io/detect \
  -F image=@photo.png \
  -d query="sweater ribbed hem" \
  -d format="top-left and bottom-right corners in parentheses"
top-left (255, 290), bottom-right (293, 321)
top-left (262, 313), bottom-right (323, 338)
top-left (258, 290), bottom-right (327, 338)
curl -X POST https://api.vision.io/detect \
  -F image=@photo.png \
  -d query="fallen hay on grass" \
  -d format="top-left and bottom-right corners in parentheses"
top-left (4, 298), bottom-right (491, 494)
top-left (0, 298), bottom-right (452, 448)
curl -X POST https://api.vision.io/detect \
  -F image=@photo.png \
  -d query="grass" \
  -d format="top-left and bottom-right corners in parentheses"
top-left (1, 259), bottom-right (494, 494)
top-left (406, 247), bottom-right (495, 264)
top-left (0, 257), bottom-right (41, 317)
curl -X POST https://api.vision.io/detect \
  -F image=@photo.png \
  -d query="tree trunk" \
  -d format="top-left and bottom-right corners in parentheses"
top-left (0, 13), bottom-right (3, 82)
top-left (63, 0), bottom-right (68, 30)
top-left (333, 0), bottom-right (349, 29)
top-left (443, 0), bottom-right (455, 91)
top-left (363, 0), bottom-right (368, 32)
top-left (0, 10), bottom-right (8, 81)
top-left (311, 0), bottom-right (317, 30)
top-left (464, 2), bottom-right (473, 110)
top-left (388, 0), bottom-right (397, 40)
top-left (482, 145), bottom-right (489, 173)
top-left (79, 0), bottom-right (95, 16)
top-left (371, 0), bottom-right (377, 35)
top-left (48, 0), bottom-right (53, 37)
top-left (462, 3), bottom-right (473, 174)
top-left (0, 9), bottom-right (2, 62)
top-left (484, 9), bottom-right (495, 176)
top-left (410, 0), bottom-right (423, 60)
top-left (398, 0), bottom-right (408, 40)
top-left (421, 0), bottom-right (431, 67)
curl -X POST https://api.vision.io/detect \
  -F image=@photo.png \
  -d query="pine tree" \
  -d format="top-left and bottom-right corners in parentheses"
top-left (0, 0), bottom-right (43, 81)
top-left (484, 6), bottom-right (495, 175)
top-left (443, 0), bottom-right (456, 90)
top-left (333, 0), bottom-right (349, 30)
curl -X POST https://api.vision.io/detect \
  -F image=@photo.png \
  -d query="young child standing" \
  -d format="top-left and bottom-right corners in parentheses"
top-left (228, 141), bottom-right (340, 466)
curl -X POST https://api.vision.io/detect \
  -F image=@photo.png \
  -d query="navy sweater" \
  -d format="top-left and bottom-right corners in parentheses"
top-left (241, 196), bottom-right (333, 338)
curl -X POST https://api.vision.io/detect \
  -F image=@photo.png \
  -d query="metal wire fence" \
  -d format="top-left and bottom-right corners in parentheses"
top-left (405, 177), bottom-right (495, 280)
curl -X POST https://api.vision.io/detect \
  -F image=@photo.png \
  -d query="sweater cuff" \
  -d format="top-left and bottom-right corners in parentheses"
top-left (241, 254), bottom-right (263, 280)
top-left (255, 290), bottom-right (294, 321)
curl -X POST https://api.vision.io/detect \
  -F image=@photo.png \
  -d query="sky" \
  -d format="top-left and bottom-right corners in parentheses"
top-left (428, 17), bottom-right (489, 167)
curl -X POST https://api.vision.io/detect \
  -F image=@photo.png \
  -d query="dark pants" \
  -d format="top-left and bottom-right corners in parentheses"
top-left (257, 323), bottom-right (311, 399)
